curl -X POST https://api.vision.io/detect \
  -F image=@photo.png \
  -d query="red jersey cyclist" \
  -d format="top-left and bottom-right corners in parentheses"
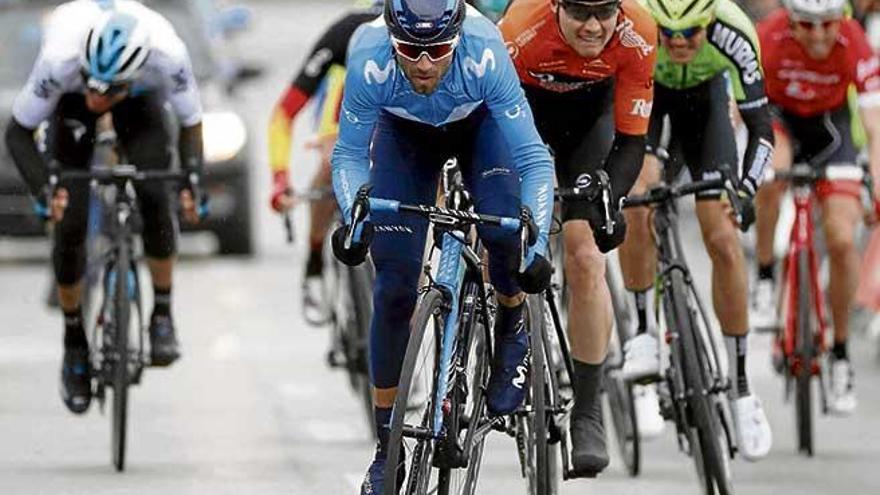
top-left (753, 0), bottom-right (880, 415)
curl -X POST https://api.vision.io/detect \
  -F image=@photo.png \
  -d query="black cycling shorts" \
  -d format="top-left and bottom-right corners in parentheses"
top-left (524, 81), bottom-right (618, 222)
top-left (647, 73), bottom-right (738, 200)
top-left (771, 104), bottom-right (859, 168)
top-left (48, 93), bottom-right (177, 285)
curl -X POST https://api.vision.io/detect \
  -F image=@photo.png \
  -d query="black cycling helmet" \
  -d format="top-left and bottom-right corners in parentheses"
top-left (385, 0), bottom-right (467, 44)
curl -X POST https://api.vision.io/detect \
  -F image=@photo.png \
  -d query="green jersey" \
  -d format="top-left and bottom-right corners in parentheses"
top-left (653, 0), bottom-right (767, 109)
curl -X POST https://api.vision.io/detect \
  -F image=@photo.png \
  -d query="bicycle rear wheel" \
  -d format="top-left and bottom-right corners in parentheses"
top-left (669, 272), bottom-right (732, 495)
top-left (796, 250), bottom-right (814, 457)
top-left (110, 250), bottom-right (131, 472)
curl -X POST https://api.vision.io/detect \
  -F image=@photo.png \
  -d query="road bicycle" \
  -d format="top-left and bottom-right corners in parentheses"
top-left (621, 165), bottom-right (747, 495)
top-left (49, 165), bottom-right (204, 472)
top-left (764, 164), bottom-right (869, 456)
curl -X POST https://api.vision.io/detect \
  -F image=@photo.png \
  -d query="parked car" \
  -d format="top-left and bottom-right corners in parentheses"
top-left (0, 0), bottom-right (259, 255)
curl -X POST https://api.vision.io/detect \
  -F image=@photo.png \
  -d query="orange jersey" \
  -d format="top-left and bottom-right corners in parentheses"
top-left (499, 0), bottom-right (657, 135)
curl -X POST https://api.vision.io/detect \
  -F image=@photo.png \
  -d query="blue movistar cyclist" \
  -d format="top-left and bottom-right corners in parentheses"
top-left (330, 0), bottom-right (554, 492)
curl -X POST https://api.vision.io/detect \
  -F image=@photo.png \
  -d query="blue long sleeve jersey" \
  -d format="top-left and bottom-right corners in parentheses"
top-left (331, 6), bottom-right (554, 257)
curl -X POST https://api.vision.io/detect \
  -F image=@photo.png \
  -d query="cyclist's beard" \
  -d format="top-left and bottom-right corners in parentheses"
top-left (399, 56), bottom-right (453, 95)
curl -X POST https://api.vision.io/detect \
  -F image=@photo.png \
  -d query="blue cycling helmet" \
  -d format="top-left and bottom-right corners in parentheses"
top-left (81, 10), bottom-right (151, 88)
top-left (385, 0), bottom-right (466, 44)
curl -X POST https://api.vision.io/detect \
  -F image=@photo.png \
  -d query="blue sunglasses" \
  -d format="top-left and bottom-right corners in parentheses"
top-left (660, 25), bottom-right (704, 38)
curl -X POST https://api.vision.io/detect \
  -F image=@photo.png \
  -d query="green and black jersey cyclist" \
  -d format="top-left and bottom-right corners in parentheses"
top-left (618, 0), bottom-right (775, 460)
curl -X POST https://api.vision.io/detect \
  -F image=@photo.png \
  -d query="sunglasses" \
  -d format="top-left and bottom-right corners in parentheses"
top-left (559, 0), bottom-right (620, 22)
top-left (82, 72), bottom-right (131, 97)
top-left (659, 25), bottom-right (704, 38)
top-left (791, 17), bottom-right (841, 31)
top-left (391, 36), bottom-right (459, 63)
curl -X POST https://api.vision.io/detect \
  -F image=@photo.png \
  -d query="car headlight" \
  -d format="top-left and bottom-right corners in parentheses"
top-left (202, 111), bottom-right (247, 164)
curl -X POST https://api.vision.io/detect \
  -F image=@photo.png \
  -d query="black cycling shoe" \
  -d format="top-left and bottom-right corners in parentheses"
top-left (149, 314), bottom-right (181, 367)
top-left (60, 347), bottom-right (92, 414)
top-left (570, 399), bottom-right (609, 477)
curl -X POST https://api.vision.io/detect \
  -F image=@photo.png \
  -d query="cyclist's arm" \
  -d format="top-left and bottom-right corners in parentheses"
top-left (269, 14), bottom-right (361, 175)
top-left (179, 123), bottom-right (204, 179)
top-left (849, 20), bottom-right (880, 194)
top-left (483, 37), bottom-right (554, 257)
top-left (713, 13), bottom-right (774, 194)
top-left (606, 28), bottom-right (656, 201)
top-left (330, 47), bottom-right (382, 222)
top-left (159, 37), bottom-right (204, 179)
top-left (5, 55), bottom-right (68, 198)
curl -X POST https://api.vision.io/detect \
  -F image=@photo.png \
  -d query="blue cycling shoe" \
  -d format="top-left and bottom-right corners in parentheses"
top-left (361, 448), bottom-right (405, 495)
top-left (60, 347), bottom-right (92, 414)
top-left (487, 302), bottom-right (530, 416)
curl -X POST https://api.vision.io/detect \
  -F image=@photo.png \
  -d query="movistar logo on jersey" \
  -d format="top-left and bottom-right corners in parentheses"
top-left (710, 23), bottom-right (761, 85)
top-left (364, 59), bottom-right (394, 85)
top-left (464, 48), bottom-right (496, 79)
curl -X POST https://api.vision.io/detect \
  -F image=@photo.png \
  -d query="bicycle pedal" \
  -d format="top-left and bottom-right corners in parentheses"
top-left (568, 468), bottom-right (599, 479)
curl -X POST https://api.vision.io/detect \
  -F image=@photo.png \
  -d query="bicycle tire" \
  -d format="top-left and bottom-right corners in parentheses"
top-left (111, 249), bottom-right (131, 472)
top-left (385, 289), bottom-right (445, 494)
top-left (796, 250), bottom-right (814, 457)
top-left (525, 294), bottom-right (557, 495)
top-left (349, 263), bottom-right (376, 439)
top-left (669, 272), bottom-right (732, 495)
top-left (605, 255), bottom-right (641, 477)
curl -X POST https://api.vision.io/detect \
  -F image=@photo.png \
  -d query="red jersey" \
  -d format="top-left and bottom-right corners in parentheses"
top-left (758, 8), bottom-right (880, 117)
top-left (498, 0), bottom-right (657, 135)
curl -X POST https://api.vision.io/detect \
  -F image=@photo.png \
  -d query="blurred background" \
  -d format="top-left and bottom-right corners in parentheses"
top-left (0, 1), bottom-right (879, 494)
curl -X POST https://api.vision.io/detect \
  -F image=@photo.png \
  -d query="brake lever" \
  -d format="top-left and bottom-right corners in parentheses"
top-left (345, 184), bottom-right (372, 249)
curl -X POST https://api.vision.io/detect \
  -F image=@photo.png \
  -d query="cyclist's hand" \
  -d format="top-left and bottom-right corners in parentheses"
top-left (270, 170), bottom-right (294, 213)
top-left (331, 222), bottom-right (373, 266)
top-left (592, 208), bottom-right (627, 253)
top-left (517, 253), bottom-right (551, 294)
top-left (179, 189), bottom-right (202, 225)
top-left (49, 187), bottom-right (69, 223)
top-left (724, 187), bottom-right (756, 231)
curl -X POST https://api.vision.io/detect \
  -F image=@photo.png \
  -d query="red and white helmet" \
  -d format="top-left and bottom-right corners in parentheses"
top-left (784, 0), bottom-right (846, 19)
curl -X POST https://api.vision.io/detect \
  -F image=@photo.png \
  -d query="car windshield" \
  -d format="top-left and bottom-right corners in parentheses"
top-left (0, 0), bottom-right (216, 88)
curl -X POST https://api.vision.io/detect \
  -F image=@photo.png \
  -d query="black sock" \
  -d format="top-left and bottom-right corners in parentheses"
top-left (306, 245), bottom-right (324, 277)
top-left (634, 290), bottom-right (648, 334)
top-left (758, 263), bottom-right (775, 282)
top-left (832, 341), bottom-right (848, 361)
top-left (152, 286), bottom-right (171, 318)
top-left (725, 335), bottom-right (750, 396)
top-left (63, 307), bottom-right (87, 349)
top-left (572, 359), bottom-right (603, 419)
top-left (374, 406), bottom-right (392, 458)
top-left (495, 300), bottom-right (525, 338)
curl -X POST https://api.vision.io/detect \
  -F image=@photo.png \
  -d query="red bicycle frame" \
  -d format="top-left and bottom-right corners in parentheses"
top-left (780, 185), bottom-right (829, 376)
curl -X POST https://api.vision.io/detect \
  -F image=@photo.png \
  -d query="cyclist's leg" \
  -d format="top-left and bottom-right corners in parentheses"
top-left (550, 91), bottom-right (614, 475)
top-left (303, 138), bottom-right (336, 323)
top-left (463, 112), bottom-right (529, 415)
top-left (815, 107), bottom-right (863, 414)
top-left (691, 75), bottom-right (771, 460)
top-left (47, 94), bottom-right (98, 413)
top-left (113, 95), bottom-right (180, 364)
top-left (363, 113), bottom-right (441, 487)
top-left (752, 115), bottom-right (793, 328)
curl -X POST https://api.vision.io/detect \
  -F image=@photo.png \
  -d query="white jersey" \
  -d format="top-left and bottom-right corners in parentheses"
top-left (12, 0), bottom-right (202, 129)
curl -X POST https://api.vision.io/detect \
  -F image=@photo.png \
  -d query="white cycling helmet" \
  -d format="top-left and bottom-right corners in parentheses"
top-left (784, 0), bottom-right (846, 19)
top-left (80, 9), bottom-right (151, 92)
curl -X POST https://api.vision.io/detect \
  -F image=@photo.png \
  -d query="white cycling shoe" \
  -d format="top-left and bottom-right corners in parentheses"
top-left (302, 276), bottom-right (328, 326)
top-left (621, 333), bottom-right (661, 382)
top-left (733, 394), bottom-right (773, 461)
top-left (828, 357), bottom-right (857, 416)
top-left (633, 383), bottom-right (665, 439)
top-left (750, 279), bottom-right (777, 332)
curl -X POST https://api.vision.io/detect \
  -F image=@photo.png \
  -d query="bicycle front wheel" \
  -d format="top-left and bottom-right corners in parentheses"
top-left (795, 250), bottom-right (814, 457)
top-left (350, 263), bottom-right (376, 439)
top-left (110, 251), bottom-right (131, 472)
top-left (385, 289), bottom-right (444, 494)
top-left (668, 272), bottom-right (732, 495)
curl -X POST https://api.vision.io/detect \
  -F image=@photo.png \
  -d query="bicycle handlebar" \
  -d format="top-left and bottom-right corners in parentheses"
top-left (764, 164), bottom-right (866, 184)
top-left (622, 177), bottom-right (726, 208)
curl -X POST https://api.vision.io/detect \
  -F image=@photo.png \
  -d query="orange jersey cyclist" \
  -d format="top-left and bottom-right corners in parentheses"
top-left (500, 0), bottom-right (657, 476)
top-left (752, 0), bottom-right (880, 416)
